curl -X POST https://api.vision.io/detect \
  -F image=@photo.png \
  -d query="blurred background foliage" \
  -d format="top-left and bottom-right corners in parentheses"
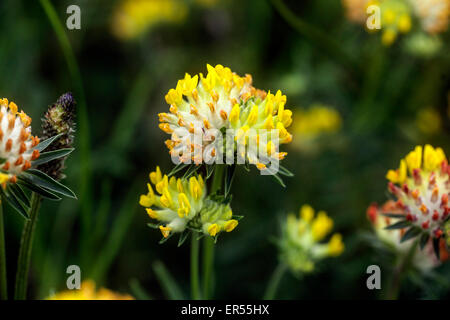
top-left (1, 0), bottom-right (449, 299)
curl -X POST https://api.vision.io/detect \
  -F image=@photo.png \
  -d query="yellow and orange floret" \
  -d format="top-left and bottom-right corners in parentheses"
top-left (386, 145), bottom-right (450, 239)
top-left (159, 64), bottom-right (293, 171)
top-left (139, 166), bottom-right (238, 239)
top-left (278, 205), bottom-right (344, 273)
top-left (47, 280), bottom-right (134, 300)
top-left (342, 0), bottom-right (450, 45)
top-left (0, 98), bottom-right (40, 186)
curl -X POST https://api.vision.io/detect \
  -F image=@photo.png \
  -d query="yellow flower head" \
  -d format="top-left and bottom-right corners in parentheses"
top-left (140, 166), bottom-right (238, 240)
top-left (293, 105), bottom-right (341, 138)
top-left (112, 0), bottom-right (188, 40)
top-left (386, 145), bottom-right (449, 240)
top-left (278, 205), bottom-right (344, 274)
top-left (416, 108), bottom-right (441, 135)
top-left (160, 64), bottom-right (293, 172)
top-left (47, 280), bottom-right (134, 300)
top-left (0, 98), bottom-right (40, 186)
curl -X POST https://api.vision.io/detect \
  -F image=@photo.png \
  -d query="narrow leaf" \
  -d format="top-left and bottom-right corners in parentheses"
top-left (206, 165), bottom-right (215, 180)
top-left (419, 233), bottom-right (430, 250)
top-left (432, 237), bottom-right (440, 260)
top-left (0, 188), bottom-right (29, 219)
top-left (380, 212), bottom-right (406, 219)
top-left (224, 164), bottom-right (236, 199)
top-left (177, 231), bottom-right (190, 247)
top-left (17, 179), bottom-right (61, 200)
top-left (8, 184), bottom-right (30, 208)
top-left (22, 169), bottom-right (77, 199)
top-left (271, 173), bottom-right (286, 188)
top-left (32, 133), bottom-right (64, 152)
top-left (168, 163), bottom-right (189, 177)
top-left (278, 165), bottom-right (294, 177)
top-left (385, 220), bottom-right (410, 230)
top-left (182, 165), bottom-right (200, 179)
top-left (31, 148), bottom-right (74, 166)
top-left (400, 227), bottom-right (422, 243)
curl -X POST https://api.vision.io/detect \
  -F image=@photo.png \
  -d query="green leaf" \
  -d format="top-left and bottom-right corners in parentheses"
top-left (380, 212), bottom-right (406, 219)
top-left (206, 165), bottom-right (215, 180)
top-left (32, 133), bottom-right (64, 152)
top-left (400, 227), bottom-right (422, 243)
top-left (168, 163), bottom-right (189, 177)
top-left (22, 169), bottom-right (77, 199)
top-left (8, 184), bottom-right (30, 208)
top-left (385, 220), bottom-right (410, 230)
top-left (159, 234), bottom-right (173, 244)
top-left (232, 215), bottom-right (244, 221)
top-left (31, 148), bottom-right (74, 166)
top-left (147, 223), bottom-right (161, 229)
top-left (419, 233), bottom-right (430, 250)
top-left (0, 188), bottom-right (29, 219)
top-left (224, 164), bottom-right (236, 199)
top-left (271, 173), bottom-right (286, 188)
top-left (17, 179), bottom-right (61, 200)
top-left (432, 237), bottom-right (440, 260)
top-left (177, 231), bottom-right (190, 247)
top-left (243, 162), bottom-right (251, 172)
top-left (278, 165), bottom-right (294, 177)
top-left (182, 164), bottom-right (200, 179)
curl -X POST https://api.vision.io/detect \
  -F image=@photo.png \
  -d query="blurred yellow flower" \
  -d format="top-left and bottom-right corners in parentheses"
top-left (47, 280), bottom-right (134, 300)
top-left (139, 166), bottom-right (238, 240)
top-left (416, 107), bottom-right (441, 135)
top-left (292, 105), bottom-right (341, 139)
top-left (112, 0), bottom-right (188, 40)
top-left (278, 205), bottom-right (344, 274)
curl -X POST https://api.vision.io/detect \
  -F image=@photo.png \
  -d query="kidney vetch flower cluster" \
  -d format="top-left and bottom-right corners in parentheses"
top-left (140, 166), bottom-right (239, 240)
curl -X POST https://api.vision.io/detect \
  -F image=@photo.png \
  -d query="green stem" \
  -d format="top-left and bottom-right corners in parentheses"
top-left (190, 236), bottom-right (200, 300)
top-left (202, 165), bottom-right (225, 299)
top-left (0, 199), bottom-right (7, 300)
top-left (270, 0), bottom-right (360, 80)
top-left (385, 239), bottom-right (418, 300)
top-left (14, 193), bottom-right (42, 300)
top-left (39, 0), bottom-right (92, 245)
top-left (263, 262), bottom-right (287, 300)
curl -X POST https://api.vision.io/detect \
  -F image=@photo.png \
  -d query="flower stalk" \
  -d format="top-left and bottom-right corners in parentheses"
top-left (190, 236), bottom-right (200, 300)
top-left (0, 200), bottom-right (7, 300)
top-left (14, 193), bottom-right (42, 300)
top-left (202, 165), bottom-right (225, 300)
top-left (263, 262), bottom-right (288, 300)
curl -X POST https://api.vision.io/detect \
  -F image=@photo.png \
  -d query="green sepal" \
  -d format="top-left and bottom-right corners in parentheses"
top-left (380, 212), bottom-right (406, 219)
top-left (31, 148), bottom-right (74, 166)
top-left (271, 173), bottom-right (286, 188)
top-left (182, 164), bottom-right (200, 179)
top-left (206, 165), bottom-right (215, 180)
top-left (224, 164), bottom-right (236, 199)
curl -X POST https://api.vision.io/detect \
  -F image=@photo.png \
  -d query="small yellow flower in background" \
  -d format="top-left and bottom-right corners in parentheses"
top-left (160, 64), bottom-right (293, 172)
top-left (366, 202), bottom-right (448, 271)
top-left (0, 98), bottom-right (40, 185)
top-left (290, 104), bottom-right (342, 153)
top-left (416, 107), bottom-right (441, 135)
top-left (47, 280), bottom-right (134, 300)
top-left (139, 166), bottom-right (239, 240)
top-left (111, 0), bottom-right (188, 40)
top-left (385, 145), bottom-right (449, 242)
top-left (277, 205), bottom-right (344, 274)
